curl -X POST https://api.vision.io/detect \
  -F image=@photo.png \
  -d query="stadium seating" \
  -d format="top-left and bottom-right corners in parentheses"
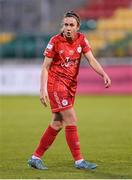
top-left (0, 33), bottom-right (52, 58)
top-left (77, 0), bottom-right (132, 20)
top-left (77, 0), bottom-right (132, 57)
top-left (0, 33), bottom-right (14, 44)
top-left (98, 33), bottom-right (132, 57)
top-left (0, 0), bottom-right (132, 58)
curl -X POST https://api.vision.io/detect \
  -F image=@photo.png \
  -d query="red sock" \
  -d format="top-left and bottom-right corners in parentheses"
top-left (33, 125), bottom-right (59, 158)
top-left (65, 125), bottom-right (83, 161)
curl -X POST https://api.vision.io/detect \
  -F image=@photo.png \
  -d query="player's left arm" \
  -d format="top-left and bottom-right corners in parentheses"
top-left (84, 51), bottom-right (111, 88)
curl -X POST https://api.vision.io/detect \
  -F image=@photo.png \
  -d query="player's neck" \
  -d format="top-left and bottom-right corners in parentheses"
top-left (63, 33), bottom-right (78, 43)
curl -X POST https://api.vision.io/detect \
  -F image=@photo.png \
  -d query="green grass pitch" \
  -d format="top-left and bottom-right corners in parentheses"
top-left (0, 95), bottom-right (132, 179)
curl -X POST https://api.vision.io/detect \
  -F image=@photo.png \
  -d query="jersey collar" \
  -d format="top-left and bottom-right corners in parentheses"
top-left (59, 32), bottom-right (80, 43)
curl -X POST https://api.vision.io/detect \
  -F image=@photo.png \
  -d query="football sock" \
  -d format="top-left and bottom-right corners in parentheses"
top-left (32, 155), bottom-right (40, 160)
top-left (33, 125), bottom-right (59, 158)
top-left (65, 125), bottom-right (83, 161)
top-left (75, 159), bottom-right (84, 165)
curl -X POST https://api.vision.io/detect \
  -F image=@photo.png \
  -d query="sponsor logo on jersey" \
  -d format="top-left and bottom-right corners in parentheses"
top-left (62, 99), bottom-right (68, 106)
top-left (61, 57), bottom-right (70, 67)
top-left (61, 57), bottom-right (79, 68)
top-left (77, 46), bottom-right (82, 53)
top-left (47, 43), bottom-right (53, 50)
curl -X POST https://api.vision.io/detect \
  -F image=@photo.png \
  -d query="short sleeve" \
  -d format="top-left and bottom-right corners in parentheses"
top-left (43, 37), bottom-right (56, 58)
top-left (81, 36), bottom-right (92, 54)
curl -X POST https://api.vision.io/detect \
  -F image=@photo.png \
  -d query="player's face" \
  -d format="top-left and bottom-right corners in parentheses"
top-left (62, 17), bottom-right (79, 40)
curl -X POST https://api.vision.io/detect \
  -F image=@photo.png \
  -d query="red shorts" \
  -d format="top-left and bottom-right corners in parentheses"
top-left (47, 76), bottom-right (76, 112)
top-left (48, 90), bottom-right (75, 113)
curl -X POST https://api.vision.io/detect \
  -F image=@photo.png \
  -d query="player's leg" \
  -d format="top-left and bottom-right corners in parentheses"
top-left (28, 112), bottom-right (63, 170)
top-left (60, 107), bottom-right (83, 160)
top-left (50, 112), bottom-right (64, 130)
top-left (33, 112), bottom-right (63, 157)
top-left (60, 107), bottom-right (97, 170)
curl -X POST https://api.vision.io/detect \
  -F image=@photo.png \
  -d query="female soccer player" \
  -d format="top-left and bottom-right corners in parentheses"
top-left (28, 11), bottom-right (111, 170)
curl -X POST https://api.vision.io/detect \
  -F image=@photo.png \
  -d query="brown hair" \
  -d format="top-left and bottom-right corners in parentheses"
top-left (64, 11), bottom-right (81, 27)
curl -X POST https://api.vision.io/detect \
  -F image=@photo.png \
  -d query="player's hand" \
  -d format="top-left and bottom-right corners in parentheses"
top-left (103, 73), bottom-right (111, 88)
top-left (40, 89), bottom-right (49, 107)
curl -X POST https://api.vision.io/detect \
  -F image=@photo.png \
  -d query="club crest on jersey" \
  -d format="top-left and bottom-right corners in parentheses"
top-left (62, 99), bottom-right (68, 106)
top-left (46, 43), bottom-right (53, 50)
top-left (77, 46), bottom-right (82, 53)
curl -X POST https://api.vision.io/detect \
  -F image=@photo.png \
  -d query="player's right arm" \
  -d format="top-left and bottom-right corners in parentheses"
top-left (40, 57), bottom-right (53, 107)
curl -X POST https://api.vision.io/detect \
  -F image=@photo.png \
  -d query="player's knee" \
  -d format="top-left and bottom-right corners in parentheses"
top-left (51, 113), bottom-right (63, 130)
top-left (50, 120), bottom-right (63, 131)
top-left (60, 109), bottom-right (77, 125)
top-left (64, 116), bottom-right (77, 125)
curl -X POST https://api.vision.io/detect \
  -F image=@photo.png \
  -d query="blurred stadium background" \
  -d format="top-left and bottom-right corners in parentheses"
top-left (0, 0), bottom-right (132, 94)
